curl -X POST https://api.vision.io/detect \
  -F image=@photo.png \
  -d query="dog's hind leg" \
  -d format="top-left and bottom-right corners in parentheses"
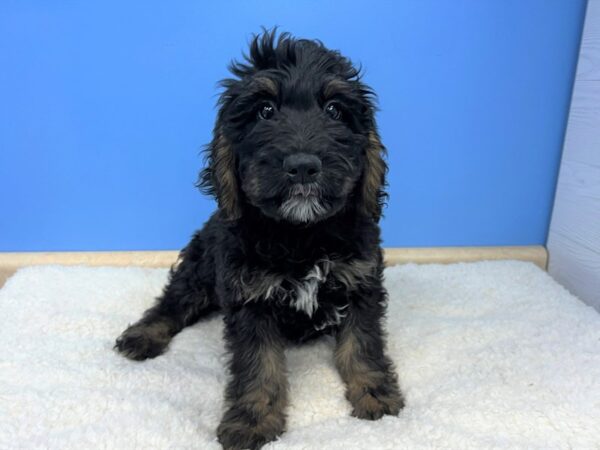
top-left (115, 235), bottom-right (217, 361)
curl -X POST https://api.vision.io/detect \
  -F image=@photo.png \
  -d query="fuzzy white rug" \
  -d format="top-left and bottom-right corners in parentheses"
top-left (1, 261), bottom-right (599, 449)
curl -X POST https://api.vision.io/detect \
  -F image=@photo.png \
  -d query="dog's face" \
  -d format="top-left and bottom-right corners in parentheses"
top-left (200, 32), bottom-right (387, 224)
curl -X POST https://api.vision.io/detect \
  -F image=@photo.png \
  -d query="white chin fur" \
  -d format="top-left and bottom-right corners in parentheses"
top-left (279, 187), bottom-right (326, 223)
top-left (279, 196), bottom-right (326, 223)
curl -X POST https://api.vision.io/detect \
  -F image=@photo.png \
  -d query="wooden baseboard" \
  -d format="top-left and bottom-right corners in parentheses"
top-left (0, 246), bottom-right (547, 288)
top-left (384, 246), bottom-right (547, 269)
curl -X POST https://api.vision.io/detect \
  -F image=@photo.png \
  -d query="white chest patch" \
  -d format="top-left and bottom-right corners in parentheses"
top-left (290, 262), bottom-right (329, 317)
top-left (239, 258), bottom-right (373, 326)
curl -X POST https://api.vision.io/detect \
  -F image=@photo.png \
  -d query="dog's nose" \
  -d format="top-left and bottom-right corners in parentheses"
top-left (283, 154), bottom-right (322, 183)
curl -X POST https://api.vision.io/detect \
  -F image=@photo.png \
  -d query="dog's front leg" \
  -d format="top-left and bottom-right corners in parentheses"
top-left (334, 293), bottom-right (404, 420)
top-left (217, 303), bottom-right (287, 450)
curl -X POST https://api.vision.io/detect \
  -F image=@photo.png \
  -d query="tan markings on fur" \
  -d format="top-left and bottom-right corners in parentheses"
top-left (335, 327), bottom-right (359, 368)
top-left (116, 319), bottom-right (173, 360)
top-left (213, 131), bottom-right (241, 219)
top-left (356, 392), bottom-right (384, 411)
top-left (219, 343), bottom-right (288, 444)
top-left (335, 328), bottom-right (385, 400)
top-left (259, 343), bottom-right (287, 383)
top-left (335, 329), bottom-right (380, 395)
top-left (238, 377), bottom-right (287, 417)
top-left (351, 390), bottom-right (403, 420)
top-left (218, 404), bottom-right (286, 447)
top-left (335, 326), bottom-right (403, 418)
top-left (136, 321), bottom-right (172, 342)
top-left (361, 131), bottom-right (387, 218)
top-left (254, 77), bottom-right (278, 97)
top-left (323, 78), bottom-right (351, 99)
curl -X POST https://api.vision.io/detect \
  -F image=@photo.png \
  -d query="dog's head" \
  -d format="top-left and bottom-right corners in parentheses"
top-left (199, 30), bottom-right (387, 224)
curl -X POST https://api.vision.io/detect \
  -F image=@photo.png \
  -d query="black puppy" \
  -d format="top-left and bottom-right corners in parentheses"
top-left (115, 30), bottom-right (403, 450)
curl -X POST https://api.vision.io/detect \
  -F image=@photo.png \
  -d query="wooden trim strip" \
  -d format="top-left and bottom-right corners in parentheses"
top-left (384, 246), bottom-right (547, 269)
top-left (0, 246), bottom-right (547, 288)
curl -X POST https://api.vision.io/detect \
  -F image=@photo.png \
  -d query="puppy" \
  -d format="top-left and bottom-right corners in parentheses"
top-left (115, 30), bottom-right (404, 449)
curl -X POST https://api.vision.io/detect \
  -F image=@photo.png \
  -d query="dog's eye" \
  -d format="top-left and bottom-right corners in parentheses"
top-left (258, 103), bottom-right (275, 120)
top-left (325, 102), bottom-right (342, 120)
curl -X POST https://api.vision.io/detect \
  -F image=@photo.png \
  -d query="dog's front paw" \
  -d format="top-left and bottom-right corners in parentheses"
top-left (217, 407), bottom-right (284, 450)
top-left (114, 323), bottom-right (171, 361)
top-left (351, 385), bottom-right (404, 421)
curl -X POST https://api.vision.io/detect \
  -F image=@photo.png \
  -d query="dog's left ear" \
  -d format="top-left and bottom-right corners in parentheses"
top-left (198, 129), bottom-right (242, 220)
top-left (358, 131), bottom-right (388, 221)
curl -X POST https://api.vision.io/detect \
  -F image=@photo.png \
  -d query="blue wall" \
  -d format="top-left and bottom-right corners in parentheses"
top-left (0, 1), bottom-right (587, 251)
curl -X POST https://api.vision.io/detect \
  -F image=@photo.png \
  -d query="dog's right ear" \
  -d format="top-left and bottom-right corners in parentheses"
top-left (198, 129), bottom-right (242, 220)
top-left (357, 131), bottom-right (388, 221)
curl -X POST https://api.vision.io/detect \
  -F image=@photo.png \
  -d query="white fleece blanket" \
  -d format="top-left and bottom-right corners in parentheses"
top-left (1, 261), bottom-right (599, 449)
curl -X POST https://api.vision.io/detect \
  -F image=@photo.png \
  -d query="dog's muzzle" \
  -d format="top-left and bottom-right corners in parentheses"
top-left (279, 183), bottom-right (325, 223)
top-left (283, 154), bottom-right (322, 185)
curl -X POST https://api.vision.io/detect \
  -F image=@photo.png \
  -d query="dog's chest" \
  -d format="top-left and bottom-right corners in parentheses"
top-left (276, 260), bottom-right (348, 337)
top-left (288, 262), bottom-right (328, 318)
top-left (239, 258), bottom-right (376, 333)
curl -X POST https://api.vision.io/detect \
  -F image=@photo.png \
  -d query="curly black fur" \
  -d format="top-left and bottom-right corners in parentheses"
top-left (115, 29), bottom-right (403, 450)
